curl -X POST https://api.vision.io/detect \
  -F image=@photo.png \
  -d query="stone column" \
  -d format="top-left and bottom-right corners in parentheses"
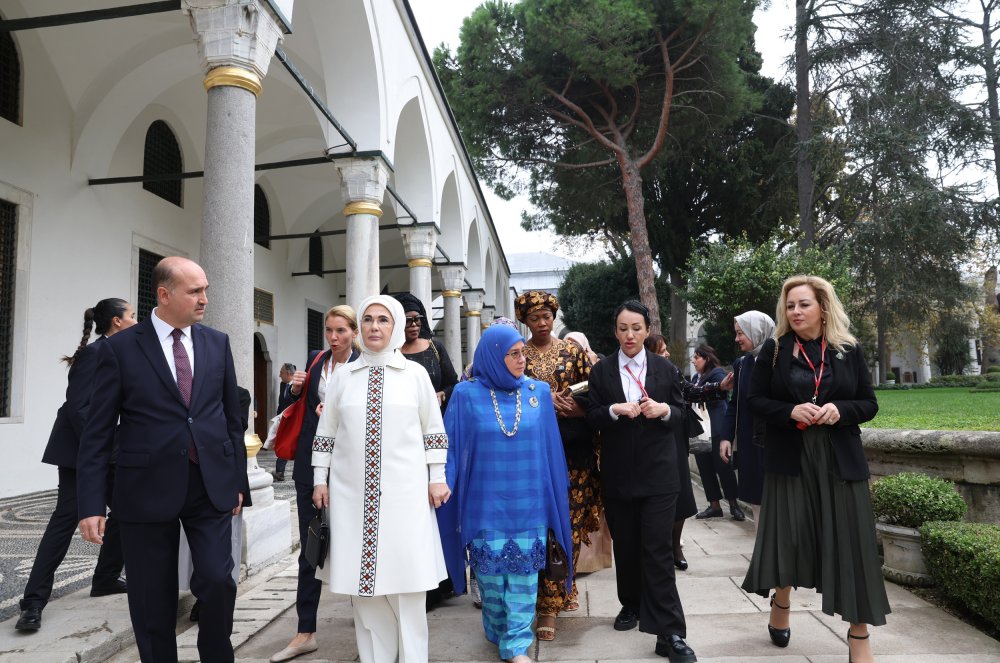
top-left (464, 290), bottom-right (484, 361)
top-left (917, 341), bottom-right (933, 384)
top-left (336, 158), bottom-right (389, 310)
top-left (400, 225), bottom-right (438, 312)
top-left (183, 0), bottom-right (282, 395)
top-left (439, 265), bottom-right (466, 373)
top-left (184, 0), bottom-right (290, 577)
top-left (482, 305), bottom-right (495, 330)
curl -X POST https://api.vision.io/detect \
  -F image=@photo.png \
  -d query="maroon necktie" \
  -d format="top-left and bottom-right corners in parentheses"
top-left (171, 328), bottom-right (198, 464)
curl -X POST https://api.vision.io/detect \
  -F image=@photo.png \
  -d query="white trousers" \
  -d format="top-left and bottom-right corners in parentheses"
top-left (352, 591), bottom-right (428, 663)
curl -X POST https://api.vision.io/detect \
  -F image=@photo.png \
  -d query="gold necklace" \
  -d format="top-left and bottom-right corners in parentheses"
top-left (490, 388), bottom-right (521, 437)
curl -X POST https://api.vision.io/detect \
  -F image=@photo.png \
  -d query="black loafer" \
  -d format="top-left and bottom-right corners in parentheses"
top-left (730, 504), bottom-right (746, 522)
top-left (15, 607), bottom-right (42, 632)
top-left (674, 557), bottom-right (689, 571)
top-left (614, 606), bottom-right (639, 631)
top-left (694, 506), bottom-right (723, 519)
top-left (655, 634), bottom-right (697, 662)
top-left (90, 578), bottom-right (128, 597)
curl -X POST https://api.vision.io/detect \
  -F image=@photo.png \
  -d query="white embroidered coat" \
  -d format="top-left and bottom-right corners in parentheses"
top-left (312, 351), bottom-right (448, 596)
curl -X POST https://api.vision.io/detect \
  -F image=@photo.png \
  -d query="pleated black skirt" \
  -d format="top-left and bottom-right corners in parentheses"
top-left (741, 427), bottom-right (890, 625)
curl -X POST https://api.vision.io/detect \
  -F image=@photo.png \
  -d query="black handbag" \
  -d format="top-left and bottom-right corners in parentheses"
top-left (683, 404), bottom-right (705, 439)
top-left (304, 507), bottom-right (329, 570)
top-left (544, 528), bottom-right (569, 582)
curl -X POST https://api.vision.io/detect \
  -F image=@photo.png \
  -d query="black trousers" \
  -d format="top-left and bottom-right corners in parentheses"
top-left (693, 435), bottom-right (739, 503)
top-left (604, 492), bottom-right (687, 637)
top-left (120, 463), bottom-right (236, 663)
top-left (294, 479), bottom-right (322, 633)
top-left (20, 466), bottom-right (124, 610)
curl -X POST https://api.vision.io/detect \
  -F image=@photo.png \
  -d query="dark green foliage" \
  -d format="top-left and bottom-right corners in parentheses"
top-left (921, 521), bottom-right (1000, 630)
top-left (558, 257), bottom-right (670, 355)
top-left (986, 366), bottom-right (1000, 374)
top-left (931, 314), bottom-right (973, 376)
top-left (871, 473), bottom-right (967, 529)
top-left (929, 373), bottom-right (1000, 388)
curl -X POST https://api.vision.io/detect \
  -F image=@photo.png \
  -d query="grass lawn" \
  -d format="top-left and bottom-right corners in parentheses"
top-left (865, 387), bottom-right (1000, 431)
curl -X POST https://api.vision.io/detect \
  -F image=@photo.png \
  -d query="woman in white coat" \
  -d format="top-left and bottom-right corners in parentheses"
top-left (312, 294), bottom-right (451, 663)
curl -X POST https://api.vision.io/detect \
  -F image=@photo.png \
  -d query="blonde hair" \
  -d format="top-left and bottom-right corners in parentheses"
top-left (774, 275), bottom-right (856, 351)
top-left (325, 305), bottom-right (360, 351)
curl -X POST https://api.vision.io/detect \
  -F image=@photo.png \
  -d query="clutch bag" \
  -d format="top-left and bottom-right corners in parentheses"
top-left (304, 507), bottom-right (329, 569)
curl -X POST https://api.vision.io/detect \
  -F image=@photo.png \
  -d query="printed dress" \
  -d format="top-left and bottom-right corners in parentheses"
top-left (524, 337), bottom-right (601, 615)
top-left (312, 351), bottom-right (448, 596)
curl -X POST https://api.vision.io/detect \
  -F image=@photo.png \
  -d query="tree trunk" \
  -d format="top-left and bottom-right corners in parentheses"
top-left (981, 10), bottom-right (1000, 191)
top-left (795, 0), bottom-right (815, 250)
top-left (669, 269), bottom-right (687, 352)
top-left (874, 253), bottom-right (888, 382)
top-left (984, 265), bottom-right (1000, 373)
top-left (620, 159), bottom-right (662, 335)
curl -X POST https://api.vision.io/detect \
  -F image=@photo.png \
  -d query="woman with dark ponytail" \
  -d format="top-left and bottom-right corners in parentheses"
top-left (15, 299), bottom-right (137, 633)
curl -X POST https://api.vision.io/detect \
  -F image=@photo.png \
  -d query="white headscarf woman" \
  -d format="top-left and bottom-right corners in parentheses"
top-left (734, 311), bottom-right (776, 357)
top-left (311, 294), bottom-right (450, 663)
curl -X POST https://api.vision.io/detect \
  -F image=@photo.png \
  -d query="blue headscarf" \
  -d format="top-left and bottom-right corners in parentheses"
top-left (473, 325), bottom-right (525, 391)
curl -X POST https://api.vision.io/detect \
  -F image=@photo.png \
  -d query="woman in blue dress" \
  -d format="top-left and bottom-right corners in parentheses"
top-left (438, 325), bottom-right (573, 663)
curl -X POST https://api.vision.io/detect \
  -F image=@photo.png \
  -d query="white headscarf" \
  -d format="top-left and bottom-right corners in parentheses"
top-left (357, 295), bottom-right (407, 366)
top-left (734, 310), bottom-right (776, 357)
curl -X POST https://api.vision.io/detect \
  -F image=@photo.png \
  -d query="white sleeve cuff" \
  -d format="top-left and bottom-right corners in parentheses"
top-left (428, 463), bottom-right (446, 484)
top-left (609, 405), bottom-right (619, 421)
top-left (313, 467), bottom-right (329, 486)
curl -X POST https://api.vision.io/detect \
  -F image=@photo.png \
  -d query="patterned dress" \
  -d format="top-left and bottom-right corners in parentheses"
top-left (524, 338), bottom-right (602, 616)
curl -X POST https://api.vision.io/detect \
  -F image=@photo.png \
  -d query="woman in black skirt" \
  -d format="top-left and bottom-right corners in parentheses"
top-left (743, 275), bottom-right (888, 663)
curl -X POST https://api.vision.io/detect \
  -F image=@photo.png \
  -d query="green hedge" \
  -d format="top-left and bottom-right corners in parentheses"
top-left (920, 521), bottom-right (1000, 630)
top-left (870, 473), bottom-right (967, 528)
top-left (929, 374), bottom-right (1000, 387)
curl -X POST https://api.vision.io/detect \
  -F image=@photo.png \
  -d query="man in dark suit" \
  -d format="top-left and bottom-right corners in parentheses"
top-left (587, 300), bottom-right (696, 663)
top-left (272, 362), bottom-right (295, 482)
top-left (77, 256), bottom-right (251, 663)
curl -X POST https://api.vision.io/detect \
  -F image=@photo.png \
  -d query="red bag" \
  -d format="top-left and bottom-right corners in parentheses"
top-left (273, 353), bottom-right (324, 461)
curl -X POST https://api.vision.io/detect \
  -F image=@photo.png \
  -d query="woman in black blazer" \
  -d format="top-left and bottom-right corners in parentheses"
top-left (270, 305), bottom-right (359, 663)
top-left (741, 275), bottom-right (888, 663)
top-left (15, 298), bottom-right (135, 632)
top-left (587, 301), bottom-right (696, 663)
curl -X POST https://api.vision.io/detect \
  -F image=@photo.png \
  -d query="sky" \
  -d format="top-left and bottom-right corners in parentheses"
top-left (407, 0), bottom-right (796, 261)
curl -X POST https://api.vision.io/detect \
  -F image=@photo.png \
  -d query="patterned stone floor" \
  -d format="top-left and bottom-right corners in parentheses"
top-left (0, 451), bottom-right (298, 624)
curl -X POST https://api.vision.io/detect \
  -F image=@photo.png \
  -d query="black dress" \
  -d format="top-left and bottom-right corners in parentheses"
top-left (402, 340), bottom-right (458, 410)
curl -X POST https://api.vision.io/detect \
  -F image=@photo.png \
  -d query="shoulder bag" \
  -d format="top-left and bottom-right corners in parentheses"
top-left (544, 528), bottom-right (569, 582)
top-left (268, 352), bottom-right (325, 461)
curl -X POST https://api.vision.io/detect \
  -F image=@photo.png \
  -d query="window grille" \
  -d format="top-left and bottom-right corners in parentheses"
top-left (308, 232), bottom-right (323, 276)
top-left (142, 121), bottom-right (183, 206)
top-left (254, 288), bottom-right (274, 324)
top-left (0, 199), bottom-right (17, 417)
top-left (0, 28), bottom-right (20, 125)
top-left (254, 185), bottom-right (270, 249)
top-left (307, 308), bottom-right (323, 354)
top-left (137, 248), bottom-right (164, 322)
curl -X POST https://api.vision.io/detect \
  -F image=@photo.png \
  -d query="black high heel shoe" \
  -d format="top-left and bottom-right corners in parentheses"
top-left (767, 593), bottom-right (790, 647)
top-left (847, 629), bottom-right (869, 663)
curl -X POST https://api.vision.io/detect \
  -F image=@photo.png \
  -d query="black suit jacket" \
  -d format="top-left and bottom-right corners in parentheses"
top-left (587, 350), bottom-right (685, 499)
top-left (43, 338), bottom-right (103, 468)
top-left (748, 332), bottom-right (878, 481)
top-left (278, 347), bottom-right (360, 485)
top-left (77, 317), bottom-right (251, 522)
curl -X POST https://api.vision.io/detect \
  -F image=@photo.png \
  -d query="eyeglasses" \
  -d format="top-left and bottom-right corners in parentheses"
top-left (505, 349), bottom-right (527, 360)
top-left (404, 316), bottom-right (423, 327)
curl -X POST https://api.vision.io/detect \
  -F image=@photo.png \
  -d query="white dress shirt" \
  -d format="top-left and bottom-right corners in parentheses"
top-left (150, 308), bottom-right (194, 381)
top-left (609, 347), bottom-right (670, 422)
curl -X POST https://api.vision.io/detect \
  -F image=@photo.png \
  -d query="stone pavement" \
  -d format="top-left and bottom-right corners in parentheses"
top-left (4, 510), bottom-right (1000, 662)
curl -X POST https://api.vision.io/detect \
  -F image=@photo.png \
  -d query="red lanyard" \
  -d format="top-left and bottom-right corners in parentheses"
top-left (624, 363), bottom-right (648, 400)
top-left (794, 335), bottom-right (827, 404)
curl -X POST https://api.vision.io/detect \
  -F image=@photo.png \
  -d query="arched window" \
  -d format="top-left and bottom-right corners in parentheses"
top-left (254, 185), bottom-right (270, 249)
top-left (0, 24), bottom-right (21, 125)
top-left (308, 231), bottom-right (323, 276)
top-left (142, 120), bottom-right (183, 207)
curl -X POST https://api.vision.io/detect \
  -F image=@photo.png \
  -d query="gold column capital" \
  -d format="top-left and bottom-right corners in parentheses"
top-left (204, 66), bottom-right (262, 97)
top-left (343, 201), bottom-right (384, 218)
top-left (465, 310), bottom-right (482, 317)
top-left (442, 289), bottom-right (462, 298)
top-left (408, 258), bottom-right (433, 268)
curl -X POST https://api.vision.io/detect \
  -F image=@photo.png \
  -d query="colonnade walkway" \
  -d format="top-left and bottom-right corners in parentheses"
top-left (3, 493), bottom-right (1000, 661)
